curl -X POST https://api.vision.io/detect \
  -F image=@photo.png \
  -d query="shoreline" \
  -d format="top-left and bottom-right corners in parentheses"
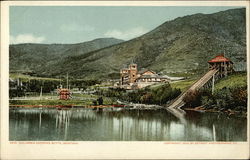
top-left (183, 106), bottom-right (247, 117)
top-left (9, 103), bottom-right (247, 117)
top-left (9, 103), bottom-right (163, 110)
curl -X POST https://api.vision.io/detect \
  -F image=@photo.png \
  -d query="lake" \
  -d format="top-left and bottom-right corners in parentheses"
top-left (9, 107), bottom-right (247, 141)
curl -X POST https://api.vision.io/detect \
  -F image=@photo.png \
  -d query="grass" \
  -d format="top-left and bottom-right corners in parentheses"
top-left (10, 99), bottom-right (88, 106)
top-left (10, 93), bottom-right (117, 106)
top-left (136, 77), bottom-right (198, 92)
top-left (167, 72), bottom-right (194, 78)
top-left (147, 83), bottom-right (166, 89)
top-left (215, 72), bottom-right (247, 90)
top-left (170, 72), bottom-right (247, 92)
top-left (72, 93), bottom-right (97, 98)
top-left (170, 79), bottom-right (197, 91)
top-left (10, 98), bottom-right (116, 106)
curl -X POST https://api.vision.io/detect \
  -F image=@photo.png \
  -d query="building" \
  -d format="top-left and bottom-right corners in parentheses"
top-left (58, 88), bottom-right (71, 100)
top-left (120, 64), bottom-right (169, 89)
top-left (208, 54), bottom-right (234, 77)
top-left (120, 63), bottom-right (138, 85)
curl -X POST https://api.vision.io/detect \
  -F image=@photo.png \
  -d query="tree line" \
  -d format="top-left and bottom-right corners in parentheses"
top-left (183, 86), bottom-right (247, 113)
top-left (96, 83), bottom-right (181, 105)
top-left (9, 78), bottom-right (101, 98)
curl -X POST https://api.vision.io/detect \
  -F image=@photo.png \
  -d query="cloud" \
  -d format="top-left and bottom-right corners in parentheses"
top-left (10, 34), bottom-right (45, 44)
top-left (60, 23), bottom-right (95, 32)
top-left (104, 27), bottom-right (149, 40)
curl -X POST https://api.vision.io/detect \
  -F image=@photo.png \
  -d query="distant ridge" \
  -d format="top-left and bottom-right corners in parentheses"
top-left (10, 38), bottom-right (124, 74)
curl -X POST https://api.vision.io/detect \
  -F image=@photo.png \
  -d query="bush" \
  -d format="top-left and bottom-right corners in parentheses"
top-left (183, 90), bottom-right (202, 107)
top-left (183, 89), bottom-right (211, 108)
top-left (9, 86), bottom-right (25, 98)
top-left (200, 86), bottom-right (247, 112)
top-left (98, 83), bottom-right (181, 105)
top-left (232, 86), bottom-right (247, 108)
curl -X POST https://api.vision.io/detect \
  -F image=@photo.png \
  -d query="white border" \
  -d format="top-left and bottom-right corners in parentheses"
top-left (1, 1), bottom-right (250, 159)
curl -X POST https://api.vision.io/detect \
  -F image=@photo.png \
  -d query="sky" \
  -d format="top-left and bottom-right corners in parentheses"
top-left (10, 6), bottom-right (242, 44)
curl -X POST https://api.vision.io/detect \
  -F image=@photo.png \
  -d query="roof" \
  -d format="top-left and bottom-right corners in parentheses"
top-left (137, 74), bottom-right (168, 79)
top-left (138, 69), bottom-right (156, 75)
top-left (59, 88), bottom-right (70, 92)
top-left (208, 54), bottom-right (232, 63)
top-left (161, 75), bottom-right (185, 80)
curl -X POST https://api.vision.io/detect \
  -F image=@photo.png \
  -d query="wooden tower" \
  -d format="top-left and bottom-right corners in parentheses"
top-left (129, 63), bottom-right (138, 83)
top-left (208, 54), bottom-right (234, 77)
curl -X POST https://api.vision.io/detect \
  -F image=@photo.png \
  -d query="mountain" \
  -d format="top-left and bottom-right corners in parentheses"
top-left (10, 8), bottom-right (246, 79)
top-left (9, 38), bottom-right (124, 73)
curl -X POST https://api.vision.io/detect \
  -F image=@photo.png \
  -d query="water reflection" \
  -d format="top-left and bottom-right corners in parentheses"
top-left (9, 108), bottom-right (247, 141)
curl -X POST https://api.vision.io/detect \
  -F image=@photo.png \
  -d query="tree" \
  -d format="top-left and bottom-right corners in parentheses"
top-left (183, 90), bottom-right (202, 107)
top-left (92, 100), bottom-right (97, 106)
top-left (97, 97), bottom-right (103, 105)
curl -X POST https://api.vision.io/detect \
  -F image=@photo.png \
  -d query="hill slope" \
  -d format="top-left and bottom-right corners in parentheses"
top-left (10, 8), bottom-right (246, 79)
top-left (10, 38), bottom-right (124, 73)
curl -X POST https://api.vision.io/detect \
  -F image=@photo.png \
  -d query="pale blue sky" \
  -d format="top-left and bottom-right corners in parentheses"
top-left (10, 6), bottom-right (242, 44)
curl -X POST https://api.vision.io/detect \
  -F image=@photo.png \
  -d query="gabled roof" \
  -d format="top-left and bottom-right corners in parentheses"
top-left (138, 69), bottom-right (156, 75)
top-left (137, 74), bottom-right (168, 79)
top-left (59, 88), bottom-right (70, 92)
top-left (208, 54), bottom-right (232, 63)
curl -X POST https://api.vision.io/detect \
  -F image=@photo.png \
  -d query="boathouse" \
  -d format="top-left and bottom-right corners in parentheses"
top-left (208, 54), bottom-right (234, 77)
top-left (58, 88), bottom-right (70, 100)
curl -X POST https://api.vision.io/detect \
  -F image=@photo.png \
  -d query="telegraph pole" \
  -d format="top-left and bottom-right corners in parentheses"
top-left (212, 74), bottom-right (215, 95)
top-left (66, 73), bottom-right (69, 89)
top-left (40, 86), bottom-right (43, 100)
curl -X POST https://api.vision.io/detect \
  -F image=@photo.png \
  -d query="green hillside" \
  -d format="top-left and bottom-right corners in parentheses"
top-left (170, 79), bottom-right (197, 91)
top-left (214, 72), bottom-right (247, 90)
top-left (10, 8), bottom-right (246, 80)
top-left (170, 72), bottom-right (247, 92)
top-left (10, 38), bottom-right (124, 75)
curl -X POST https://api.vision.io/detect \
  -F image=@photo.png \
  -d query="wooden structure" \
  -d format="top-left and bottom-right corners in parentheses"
top-left (167, 54), bottom-right (234, 111)
top-left (208, 54), bottom-right (233, 77)
top-left (167, 68), bottom-right (219, 110)
top-left (58, 88), bottom-right (70, 100)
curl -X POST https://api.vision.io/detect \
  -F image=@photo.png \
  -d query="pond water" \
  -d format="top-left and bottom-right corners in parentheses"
top-left (9, 107), bottom-right (247, 141)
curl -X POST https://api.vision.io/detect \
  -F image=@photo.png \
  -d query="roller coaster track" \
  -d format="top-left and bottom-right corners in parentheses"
top-left (167, 69), bottom-right (219, 110)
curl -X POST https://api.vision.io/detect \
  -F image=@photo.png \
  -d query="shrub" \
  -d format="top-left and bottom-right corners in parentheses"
top-left (183, 90), bottom-right (202, 107)
top-left (232, 86), bottom-right (247, 108)
top-left (102, 83), bottom-right (181, 105)
top-left (183, 89), bottom-right (211, 108)
top-left (200, 86), bottom-right (247, 112)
